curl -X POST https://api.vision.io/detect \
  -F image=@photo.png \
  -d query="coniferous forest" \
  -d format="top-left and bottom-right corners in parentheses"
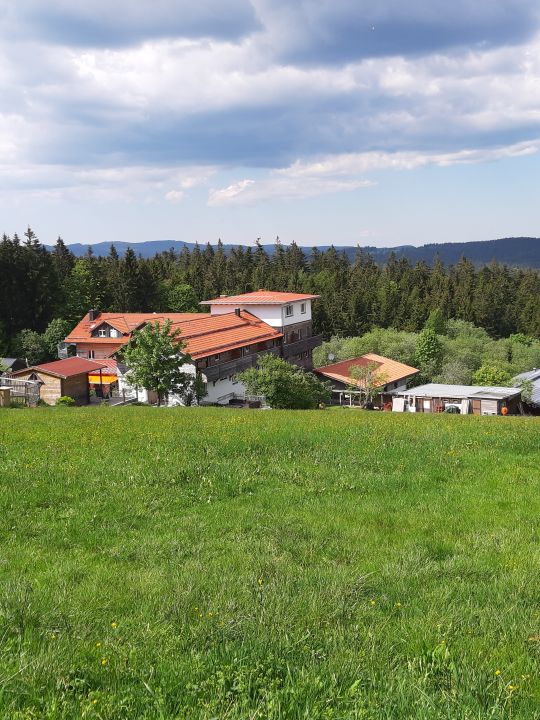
top-left (1, 228), bottom-right (540, 362)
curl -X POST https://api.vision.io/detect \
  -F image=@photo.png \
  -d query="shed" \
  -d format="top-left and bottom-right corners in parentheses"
top-left (513, 369), bottom-right (540, 411)
top-left (1, 358), bottom-right (27, 374)
top-left (11, 358), bottom-right (107, 405)
top-left (392, 383), bottom-right (522, 415)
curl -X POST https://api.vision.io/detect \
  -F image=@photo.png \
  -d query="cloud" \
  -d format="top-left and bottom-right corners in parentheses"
top-left (3, 0), bottom-right (259, 47)
top-left (1, 1), bottom-right (540, 210)
top-left (207, 139), bottom-right (540, 205)
top-left (164, 190), bottom-right (185, 203)
top-left (208, 175), bottom-right (374, 206)
top-left (253, 0), bottom-right (540, 65)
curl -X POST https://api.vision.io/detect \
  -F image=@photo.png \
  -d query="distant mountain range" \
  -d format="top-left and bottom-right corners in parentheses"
top-left (50, 236), bottom-right (540, 268)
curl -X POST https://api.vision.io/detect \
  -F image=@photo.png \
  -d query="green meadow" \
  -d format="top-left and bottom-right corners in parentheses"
top-left (1, 407), bottom-right (540, 719)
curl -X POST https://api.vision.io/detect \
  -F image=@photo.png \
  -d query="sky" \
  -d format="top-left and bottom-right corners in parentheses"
top-left (0, 0), bottom-right (539, 248)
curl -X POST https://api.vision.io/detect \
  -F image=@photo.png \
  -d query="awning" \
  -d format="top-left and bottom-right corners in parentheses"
top-left (88, 373), bottom-right (117, 384)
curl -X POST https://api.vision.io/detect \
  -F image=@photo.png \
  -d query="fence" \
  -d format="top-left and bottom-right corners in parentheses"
top-left (0, 376), bottom-right (41, 406)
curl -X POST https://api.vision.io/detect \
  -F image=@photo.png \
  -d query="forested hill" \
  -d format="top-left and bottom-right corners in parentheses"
top-left (2, 229), bottom-right (540, 359)
top-left (47, 236), bottom-right (540, 267)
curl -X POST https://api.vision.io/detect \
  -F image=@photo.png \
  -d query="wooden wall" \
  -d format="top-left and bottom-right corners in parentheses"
top-left (14, 370), bottom-right (90, 405)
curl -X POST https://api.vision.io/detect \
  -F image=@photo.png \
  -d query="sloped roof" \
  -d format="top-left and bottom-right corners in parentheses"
top-left (394, 383), bottom-right (521, 400)
top-left (64, 310), bottom-right (282, 361)
top-left (200, 290), bottom-right (319, 305)
top-left (513, 369), bottom-right (540, 406)
top-left (1, 358), bottom-right (24, 369)
top-left (12, 357), bottom-right (107, 379)
top-left (171, 311), bottom-right (282, 359)
top-left (315, 353), bottom-right (419, 388)
top-left (65, 312), bottom-right (207, 342)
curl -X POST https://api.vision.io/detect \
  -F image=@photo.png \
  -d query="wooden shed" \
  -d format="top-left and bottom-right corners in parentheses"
top-left (11, 358), bottom-right (107, 405)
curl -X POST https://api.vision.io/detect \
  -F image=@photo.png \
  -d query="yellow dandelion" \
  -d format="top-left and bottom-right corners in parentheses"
top-left (258, 578), bottom-right (263, 586)
top-left (370, 600), bottom-right (376, 606)
top-left (92, 699), bottom-right (98, 704)
top-left (50, 633), bottom-right (57, 640)
top-left (395, 602), bottom-right (402, 608)
top-left (495, 669), bottom-right (501, 676)
top-left (111, 622), bottom-right (118, 629)
top-left (101, 658), bottom-right (108, 666)
top-left (96, 641), bottom-right (102, 648)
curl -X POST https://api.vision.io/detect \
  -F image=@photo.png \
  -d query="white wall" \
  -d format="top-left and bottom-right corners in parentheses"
top-left (204, 376), bottom-right (246, 404)
top-left (209, 300), bottom-right (312, 327)
top-left (117, 362), bottom-right (198, 406)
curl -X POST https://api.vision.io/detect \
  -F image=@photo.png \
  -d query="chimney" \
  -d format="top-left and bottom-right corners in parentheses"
top-left (235, 308), bottom-right (241, 317)
top-left (88, 309), bottom-right (99, 321)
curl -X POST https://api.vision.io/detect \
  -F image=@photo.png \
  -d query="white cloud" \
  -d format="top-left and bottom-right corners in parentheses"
top-left (164, 189), bottom-right (185, 202)
top-left (208, 176), bottom-right (374, 206)
top-left (207, 139), bottom-right (540, 205)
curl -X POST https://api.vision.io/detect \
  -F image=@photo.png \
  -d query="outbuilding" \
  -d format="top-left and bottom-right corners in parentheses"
top-left (315, 353), bottom-right (419, 407)
top-left (11, 357), bottom-right (107, 405)
top-left (1, 358), bottom-right (26, 374)
top-left (513, 369), bottom-right (540, 414)
top-left (392, 383), bottom-right (522, 415)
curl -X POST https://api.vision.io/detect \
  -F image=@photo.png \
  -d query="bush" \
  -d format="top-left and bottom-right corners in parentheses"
top-left (239, 355), bottom-right (331, 409)
top-left (56, 396), bottom-right (75, 406)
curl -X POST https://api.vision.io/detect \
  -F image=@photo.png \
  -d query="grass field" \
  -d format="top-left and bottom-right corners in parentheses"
top-left (1, 407), bottom-right (540, 719)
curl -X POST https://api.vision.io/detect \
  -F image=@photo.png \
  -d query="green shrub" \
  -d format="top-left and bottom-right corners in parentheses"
top-left (55, 396), bottom-right (75, 406)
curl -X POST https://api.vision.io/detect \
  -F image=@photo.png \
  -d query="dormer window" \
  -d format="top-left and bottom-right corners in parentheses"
top-left (92, 322), bottom-right (121, 339)
top-left (285, 305), bottom-right (293, 317)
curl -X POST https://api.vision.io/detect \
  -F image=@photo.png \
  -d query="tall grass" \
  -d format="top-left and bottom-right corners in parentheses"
top-left (1, 407), bottom-right (539, 718)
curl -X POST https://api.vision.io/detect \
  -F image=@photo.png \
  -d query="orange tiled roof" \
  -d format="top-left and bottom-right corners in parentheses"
top-left (200, 290), bottom-right (319, 305)
top-left (65, 312), bottom-right (206, 342)
top-left (172, 311), bottom-right (282, 359)
top-left (315, 353), bottom-right (419, 388)
top-left (64, 310), bottom-right (282, 360)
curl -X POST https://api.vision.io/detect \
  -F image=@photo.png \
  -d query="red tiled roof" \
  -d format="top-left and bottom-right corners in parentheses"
top-left (12, 357), bottom-right (108, 379)
top-left (200, 290), bottom-right (320, 305)
top-left (64, 311), bottom-right (282, 361)
top-left (315, 353), bottom-right (419, 388)
top-left (172, 311), bottom-right (282, 359)
top-left (65, 312), bottom-right (207, 342)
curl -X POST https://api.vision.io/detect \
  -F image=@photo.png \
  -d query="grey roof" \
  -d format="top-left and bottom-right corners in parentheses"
top-left (513, 369), bottom-right (540, 406)
top-left (394, 383), bottom-right (522, 401)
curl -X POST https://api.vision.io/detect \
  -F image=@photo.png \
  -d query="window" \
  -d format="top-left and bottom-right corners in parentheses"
top-left (300, 303), bottom-right (306, 314)
top-left (110, 328), bottom-right (119, 338)
top-left (297, 328), bottom-right (303, 340)
top-left (88, 350), bottom-right (95, 359)
top-left (98, 328), bottom-right (107, 338)
top-left (285, 304), bottom-right (293, 317)
top-left (214, 354), bottom-right (220, 362)
top-left (242, 346), bottom-right (251, 356)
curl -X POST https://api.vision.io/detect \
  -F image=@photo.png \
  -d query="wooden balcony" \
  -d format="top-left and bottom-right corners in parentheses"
top-left (281, 334), bottom-right (323, 359)
top-left (201, 347), bottom-right (280, 382)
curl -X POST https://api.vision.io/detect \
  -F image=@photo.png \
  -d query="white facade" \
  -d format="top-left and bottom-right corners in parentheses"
top-left (209, 300), bottom-right (312, 327)
top-left (203, 376), bottom-right (247, 404)
top-left (117, 362), bottom-right (200, 406)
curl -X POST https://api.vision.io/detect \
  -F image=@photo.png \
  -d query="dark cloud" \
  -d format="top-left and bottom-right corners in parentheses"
top-left (4, 0), bottom-right (259, 47)
top-left (267, 0), bottom-right (540, 64)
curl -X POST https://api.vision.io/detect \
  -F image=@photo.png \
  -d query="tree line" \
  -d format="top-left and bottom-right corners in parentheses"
top-left (1, 228), bottom-right (540, 361)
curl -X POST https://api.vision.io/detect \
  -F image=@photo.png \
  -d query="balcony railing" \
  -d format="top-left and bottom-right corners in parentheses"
top-left (281, 334), bottom-right (323, 359)
top-left (202, 347), bottom-right (280, 382)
